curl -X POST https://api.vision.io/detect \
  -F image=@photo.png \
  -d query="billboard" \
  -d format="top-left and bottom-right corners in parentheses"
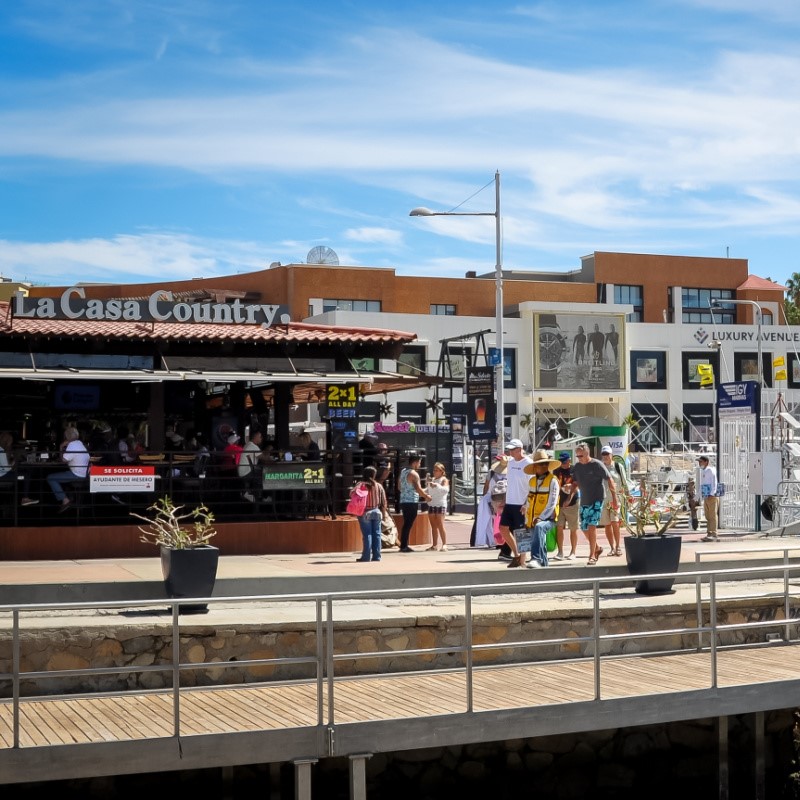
top-left (534, 313), bottom-right (625, 391)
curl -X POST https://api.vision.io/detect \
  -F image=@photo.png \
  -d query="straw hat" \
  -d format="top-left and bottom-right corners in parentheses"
top-left (490, 455), bottom-right (508, 474)
top-left (523, 449), bottom-right (561, 474)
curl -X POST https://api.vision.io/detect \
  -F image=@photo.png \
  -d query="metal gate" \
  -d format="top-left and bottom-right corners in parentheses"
top-left (718, 414), bottom-right (756, 531)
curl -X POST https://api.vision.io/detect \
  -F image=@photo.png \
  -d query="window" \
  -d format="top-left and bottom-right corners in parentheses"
top-left (396, 402), bottom-right (426, 423)
top-left (614, 285), bottom-right (643, 322)
top-left (681, 288), bottom-right (734, 324)
top-left (430, 304), bottom-right (455, 315)
top-left (396, 345), bottom-right (426, 377)
top-left (630, 351), bottom-right (666, 389)
top-left (734, 353), bottom-right (771, 387)
top-left (321, 299), bottom-right (381, 313)
top-left (681, 351), bottom-right (720, 390)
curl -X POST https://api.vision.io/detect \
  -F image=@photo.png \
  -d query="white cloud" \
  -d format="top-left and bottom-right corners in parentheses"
top-left (344, 227), bottom-right (402, 246)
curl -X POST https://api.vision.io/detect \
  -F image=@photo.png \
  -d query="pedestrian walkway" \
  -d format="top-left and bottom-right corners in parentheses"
top-left (0, 512), bottom-right (794, 604)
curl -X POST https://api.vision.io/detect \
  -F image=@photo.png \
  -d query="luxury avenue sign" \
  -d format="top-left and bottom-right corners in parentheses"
top-left (12, 287), bottom-right (290, 327)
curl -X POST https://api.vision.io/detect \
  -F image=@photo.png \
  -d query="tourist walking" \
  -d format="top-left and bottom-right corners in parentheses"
top-left (398, 453), bottom-right (431, 552)
top-left (473, 455), bottom-right (507, 548)
top-left (571, 442), bottom-right (619, 565)
top-left (598, 446), bottom-right (627, 556)
top-left (354, 466), bottom-right (387, 562)
top-left (553, 451), bottom-right (579, 560)
top-left (499, 438), bottom-right (534, 568)
top-left (698, 455), bottom-right (719, 541)
top-left (426, 462), bottom-right (450, 551)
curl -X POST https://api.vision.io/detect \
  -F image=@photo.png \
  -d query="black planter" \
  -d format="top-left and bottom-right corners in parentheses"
top-left (624, 534), bottom-right (682, 595)
top-left (160, 545), bottom-right (219, 613)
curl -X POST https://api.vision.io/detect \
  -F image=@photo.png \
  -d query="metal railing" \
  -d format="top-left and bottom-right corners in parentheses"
top-left (2, 562), bottom-right (800, 746)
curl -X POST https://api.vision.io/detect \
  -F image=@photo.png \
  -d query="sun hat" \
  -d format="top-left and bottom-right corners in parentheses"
top-left (523, 449), bottom-right (561, 474)
top-left (490, 455), bottom-right (508, 474)
top-left (558, 452), bottom-right (571, 461)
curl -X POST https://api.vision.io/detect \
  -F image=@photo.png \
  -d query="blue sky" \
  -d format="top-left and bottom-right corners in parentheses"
top-left (2, 0), bottom-right (800, 288)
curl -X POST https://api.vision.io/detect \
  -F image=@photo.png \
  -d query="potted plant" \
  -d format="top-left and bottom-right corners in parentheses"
top-left (623, 478), bottom-right (683, 595)
top-left (132, 496), bottom-right (219, 613)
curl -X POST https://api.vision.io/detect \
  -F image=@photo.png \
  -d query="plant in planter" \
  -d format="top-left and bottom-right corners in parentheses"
top-left (132, 496), bottom-right (219, 613)
top-left (623, 478), bottom-right (683, 595)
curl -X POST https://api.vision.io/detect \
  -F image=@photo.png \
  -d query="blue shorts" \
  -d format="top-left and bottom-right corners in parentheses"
top-left (579, 500), bottom-right (604, 530)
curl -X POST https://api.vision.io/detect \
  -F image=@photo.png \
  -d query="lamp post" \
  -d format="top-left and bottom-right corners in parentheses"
top-left (711, 299), bottom-right (763, 386)
top-left (410, 171), bottom-right (504, 446)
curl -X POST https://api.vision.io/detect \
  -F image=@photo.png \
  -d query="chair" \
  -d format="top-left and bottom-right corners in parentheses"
top-left (64, 478), bottom-right (93, 523)
top-left (173, 454), bottom-right (210, 506)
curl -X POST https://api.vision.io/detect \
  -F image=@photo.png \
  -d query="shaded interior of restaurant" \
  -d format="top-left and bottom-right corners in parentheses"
top-left (0, 326), bottom-right (436, 529)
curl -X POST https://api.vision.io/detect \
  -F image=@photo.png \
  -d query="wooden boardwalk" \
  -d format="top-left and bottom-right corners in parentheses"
top-left (1, 643), bottom-right (799, 784)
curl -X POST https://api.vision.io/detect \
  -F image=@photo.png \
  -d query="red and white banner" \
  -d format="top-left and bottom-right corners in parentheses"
top-left (89, 465), bottom-right (156, 493)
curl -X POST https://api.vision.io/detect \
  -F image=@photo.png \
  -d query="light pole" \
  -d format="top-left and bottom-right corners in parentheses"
top-left (711, 299), bottom-right (763, 386)
top-left (410, 171), bottom-right (504, 445)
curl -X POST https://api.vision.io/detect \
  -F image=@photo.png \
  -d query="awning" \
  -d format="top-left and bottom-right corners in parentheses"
top-left (1, 367), bottom-right (440, 404)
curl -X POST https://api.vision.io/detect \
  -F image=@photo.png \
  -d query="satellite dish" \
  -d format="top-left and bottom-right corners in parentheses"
top-left (306, 246), bottom-right (339, 266)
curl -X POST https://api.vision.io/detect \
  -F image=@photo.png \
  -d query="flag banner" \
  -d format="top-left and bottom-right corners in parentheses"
top-left (776, 369), bottom-right (788, 381)
top-left (696, 363), bottom-right (713, 376)
top-left (774, 356), bottom-right (786, 368)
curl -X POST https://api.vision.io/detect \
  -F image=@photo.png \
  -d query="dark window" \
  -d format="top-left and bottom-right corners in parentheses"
top-left (734, 353), bottom-right (771, 387)
top-left (681, 351), bottom-right (720, 390)
top-left (322, 299), bottom-right (381, 313)
top-left (630, 351), bottom-right (666, 390)
top-left (397, 402), bottom-right (426, 423)
top-left (397, 345), bottom-right (426, 377)
top-left (430, 304), bottom-right (456, 315)
top-left (682, 288), bottom-right (734, 324)
top-left (614, 285), bottom-right (643, 322)
top-left (631, 403), bottom-right (668, 451)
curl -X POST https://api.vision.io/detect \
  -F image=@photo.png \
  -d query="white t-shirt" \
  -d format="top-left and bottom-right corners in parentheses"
top-left (505, 455), bottom-right (533, 505)
top-left (238, 441), bottom-right (262, 477)
top-left (64, 439), bottom-right (90, 478)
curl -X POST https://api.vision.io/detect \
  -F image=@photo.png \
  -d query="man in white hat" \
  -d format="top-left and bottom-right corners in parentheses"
top-left (498, 439), bottom-right (533, 566)
top-left (697, 455), bottom-right (719, 541)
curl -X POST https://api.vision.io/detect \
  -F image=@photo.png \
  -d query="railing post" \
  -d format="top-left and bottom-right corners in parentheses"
top-left (784, 552), bottom-right (791, 642)
top-left (718, 715), bottom-right (729, 800)
top-left (316, 598), bottom-right (324, 726)
top-left (465, 589), bottom-right (473, 713)
top-left (593, 579), bottom-right (601, 701)
top-left (710, 575), bottom-right (718, 690)
top-left (326, 597), bottom-right (335, 727)
top-left (172, 602), bottom-right (181, 737)
top-left (12, 609), bottom-right (19, 748)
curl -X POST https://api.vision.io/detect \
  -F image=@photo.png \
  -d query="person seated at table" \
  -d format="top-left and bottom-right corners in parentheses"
top-left (48, 427), bottom-right (91, 512)
top-left (89, 422), bottom-right (116, 464)
top-left (297, 431), bottom-right (321, 461)
top-left (0, 431), bottom-right (38, 506)
top-left (238, 429), bottom-right (265, 502)
top-left (117, 425), bottom-right (136, 464)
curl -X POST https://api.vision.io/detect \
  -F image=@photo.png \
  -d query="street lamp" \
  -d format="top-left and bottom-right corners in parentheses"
top-left (711, 299), bottom-right (763, 386)
top-left (410, 171), bottom-right (504, 445)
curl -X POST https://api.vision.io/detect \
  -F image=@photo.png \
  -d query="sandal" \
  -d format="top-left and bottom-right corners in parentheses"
top-left (594, 546), bottom-right (604, 559)
top-left (587, 555), bottom-right (598, 566)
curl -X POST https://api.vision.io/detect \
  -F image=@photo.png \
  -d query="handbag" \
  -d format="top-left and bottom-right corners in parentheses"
top-left (380, 512), bottom-right (398, 546)
top-left (346, 483), bottom-right (369, 516)
top-left (715, 483), bottom-right (726, 497)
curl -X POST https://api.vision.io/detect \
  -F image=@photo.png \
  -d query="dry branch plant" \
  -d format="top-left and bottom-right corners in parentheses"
top-left (131, 496), bottom-right (217, 549)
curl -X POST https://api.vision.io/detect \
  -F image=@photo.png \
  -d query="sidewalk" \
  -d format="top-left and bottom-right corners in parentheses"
top-left (0, 512), bottom-right (796, 604)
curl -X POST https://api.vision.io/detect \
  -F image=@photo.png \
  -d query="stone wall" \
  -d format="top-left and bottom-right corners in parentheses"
top-left (1, 595), bottom-right (793, 696)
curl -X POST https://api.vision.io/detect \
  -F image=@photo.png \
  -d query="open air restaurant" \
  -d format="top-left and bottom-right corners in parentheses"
top-left (0, 286), bottom-right (440, 559)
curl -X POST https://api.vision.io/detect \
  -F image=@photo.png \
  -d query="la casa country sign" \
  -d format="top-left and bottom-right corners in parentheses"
top-left (12, 287), bottom-right (290, 326)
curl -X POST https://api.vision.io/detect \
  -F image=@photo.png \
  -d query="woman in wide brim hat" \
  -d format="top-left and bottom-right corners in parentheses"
top-left (523, 449), bottom-right (561, 474)
top-left (490, 455), bottom-right (509, 474)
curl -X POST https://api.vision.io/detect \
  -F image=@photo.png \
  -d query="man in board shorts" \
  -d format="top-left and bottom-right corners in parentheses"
top-left (571, 442), bottom-right (618, 566)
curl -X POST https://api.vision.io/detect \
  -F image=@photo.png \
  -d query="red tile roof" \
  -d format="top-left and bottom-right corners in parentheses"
top-left (737, 275), bottom-right (785, 291)
top-left (0, 303), bottom-right (417, 345)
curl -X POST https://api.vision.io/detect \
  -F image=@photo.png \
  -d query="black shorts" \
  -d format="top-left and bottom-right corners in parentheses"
top-left (499, 503), bottom-right (524, 530)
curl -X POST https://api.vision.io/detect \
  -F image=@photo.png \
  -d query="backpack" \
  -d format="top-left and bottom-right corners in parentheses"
top-left (346, 483), bottom-right (369, 516)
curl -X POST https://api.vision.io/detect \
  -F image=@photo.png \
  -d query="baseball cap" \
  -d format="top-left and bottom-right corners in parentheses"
top-left (558, 452), bottom-right (571, 462)
top-left (506, 438), bottom-right (524, 450)
top-left (227, 433), bottom-right (240, 445)
top-left (601, 445), bottom-right (613, 455)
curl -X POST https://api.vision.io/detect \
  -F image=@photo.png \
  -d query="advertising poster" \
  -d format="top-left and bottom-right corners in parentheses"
top-left (534, 313), bottom-right (625, 390)
top-left (466, 366), bottom-right (495, 441)
top-left (327, 383), bottom-right (359, 449)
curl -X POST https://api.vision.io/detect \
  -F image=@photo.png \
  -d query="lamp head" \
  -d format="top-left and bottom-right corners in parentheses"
top-left (409, 207), bottom-right (435, 217)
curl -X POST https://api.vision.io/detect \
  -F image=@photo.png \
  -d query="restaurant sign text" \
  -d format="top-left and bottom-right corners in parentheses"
top-left (12, 288), bottom-right (290, 327)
